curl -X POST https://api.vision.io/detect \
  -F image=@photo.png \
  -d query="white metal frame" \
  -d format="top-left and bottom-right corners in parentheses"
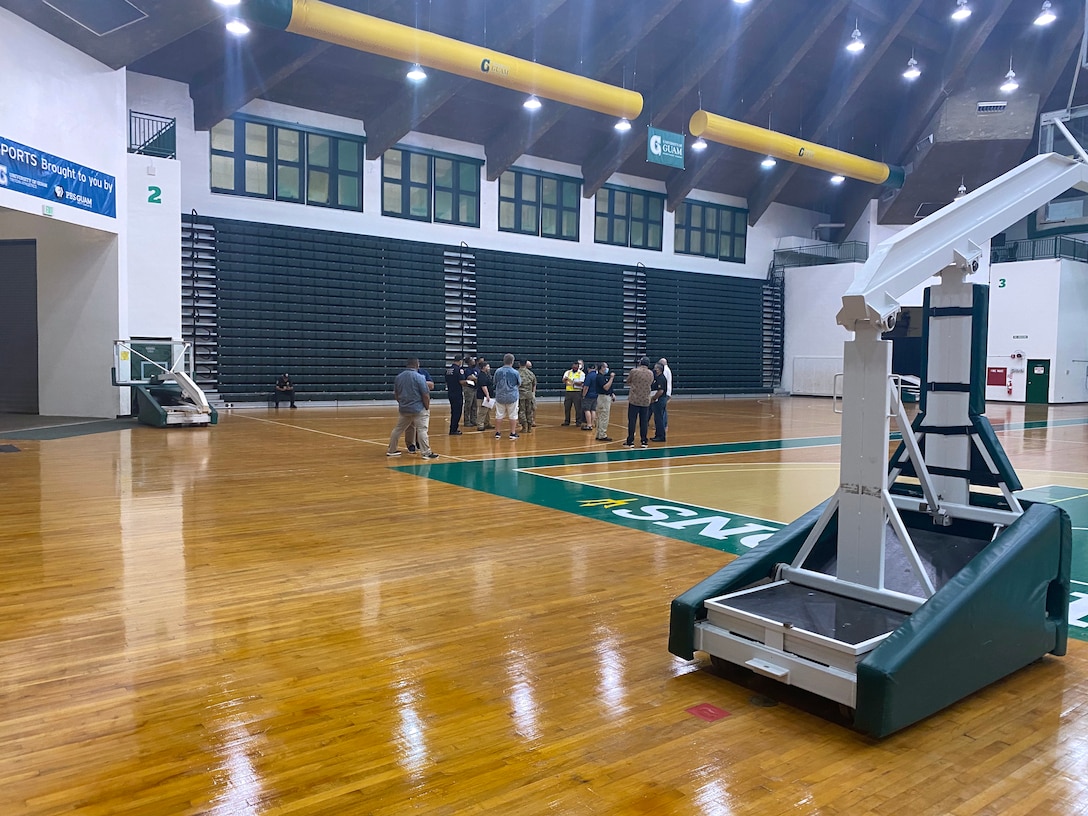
top-left (114, 339), bottom-right (213, 421)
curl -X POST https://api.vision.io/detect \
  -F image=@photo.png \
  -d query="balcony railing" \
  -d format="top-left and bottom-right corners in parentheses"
top-left (773, 240), bottom-right (869, 269)
top-left (991, 234), bottom-right (1088, 264)
top-left (128, 110), bottom-right (176, 159)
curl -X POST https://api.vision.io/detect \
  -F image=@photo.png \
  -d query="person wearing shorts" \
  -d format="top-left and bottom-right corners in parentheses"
top-left (492, 353), bottom-right (522, 440)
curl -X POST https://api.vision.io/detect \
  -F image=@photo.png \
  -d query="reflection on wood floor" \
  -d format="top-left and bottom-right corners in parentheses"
top-left (2, 396), bottom-right (1087, 815)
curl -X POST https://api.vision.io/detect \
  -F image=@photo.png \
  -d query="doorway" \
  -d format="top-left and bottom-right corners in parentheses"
top-left (1026, 359), bottom-right (1051, 404)
top-left (0, 239), bottom-right (38, 413)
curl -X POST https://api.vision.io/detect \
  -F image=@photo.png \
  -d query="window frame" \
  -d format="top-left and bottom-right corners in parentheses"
top-left (594, 184), bottom-right (664, 251)
top-left (209, 114), bottom-right (364, 212)
top-left (499, 167), bottom-right (581, 241)
top-left (383, 146), bottom-right (482, 227)
top-left (675, 199), bottom-right (748, 263)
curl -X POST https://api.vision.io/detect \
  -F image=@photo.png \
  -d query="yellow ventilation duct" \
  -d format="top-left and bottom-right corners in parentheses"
top-left (240, 0), bottom-right (643, 121)
top-left (689, 110), bottom-right (905, 188)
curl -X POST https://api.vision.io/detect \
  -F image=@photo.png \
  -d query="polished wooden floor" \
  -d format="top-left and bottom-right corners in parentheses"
top-left (2, 397), bottom-right (1088, 816)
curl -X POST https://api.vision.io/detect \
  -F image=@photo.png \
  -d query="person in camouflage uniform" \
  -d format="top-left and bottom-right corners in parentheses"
top-left (518, 359), bottom-right (537, 433)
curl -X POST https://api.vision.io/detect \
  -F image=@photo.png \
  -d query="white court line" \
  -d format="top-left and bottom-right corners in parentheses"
top-left (231, 413), bottom-right (471, 462)
top-left (1, 419), bottom-right (117, 433)
top-left (529, 462), bottom-right (839, 484)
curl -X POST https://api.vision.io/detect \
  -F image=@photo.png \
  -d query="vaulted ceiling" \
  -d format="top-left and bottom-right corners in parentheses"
top-left (6, 0), bottom-right (1086, 237)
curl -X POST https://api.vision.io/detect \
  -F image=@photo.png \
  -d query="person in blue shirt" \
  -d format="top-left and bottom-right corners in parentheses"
top-left (581, 365), bottom-right (599, 430)
top-left (387, 358), bottom-right (437, 459)
top-left (406, 365), bottom-right (435, 453)
top-left (492, 353), bottom-right (522, 440)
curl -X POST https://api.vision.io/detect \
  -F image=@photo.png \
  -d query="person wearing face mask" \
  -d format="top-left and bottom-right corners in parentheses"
top-left (594, 361), bottom-right (615, 442)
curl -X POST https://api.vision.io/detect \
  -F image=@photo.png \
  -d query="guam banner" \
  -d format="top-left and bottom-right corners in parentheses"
top-left (0, 135), bottom-right (116, 218)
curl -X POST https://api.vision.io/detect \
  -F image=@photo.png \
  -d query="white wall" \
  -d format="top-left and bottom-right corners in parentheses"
top-left (0, 8), bottom-right (126, 236)
top-left (781, 263), bottom-right (855, 395)
top-left (986, 259), bottom-right (1060, 402)
top-left (0, 8), bottom-right (132, 417)
top-left (0, 209), bottom-right (120, 417)
top-left (125, 153), bottom-right (182, 339)
top-left (127, 72), bottom-right (830, 282)
top-left (1054, 259), bottom-right (1088, 402)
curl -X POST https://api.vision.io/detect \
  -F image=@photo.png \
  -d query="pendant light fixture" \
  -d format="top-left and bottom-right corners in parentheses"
top-left (761, 155), bottom-right (777, 168)
top-left (846, 20), bottom-right (865, 53)
top-left (523, 95), bottom-right (542, 110)
top-left (1034, 1), bottom-right (1056, 25)
top-left (406, 63), bottom-right (427, 82)
top-left (903, 53), bottom-right (921, 81)
top-left (1000, 59), bottom-right (1019, 93)
top-left (691, 137), bottom-right (708, 151)
top-left (951, 0), bottom-right (971, 21)
top-left (830, 174), bottom-right (846, 185)
top-left (614, 118), bottom-right (632, 132)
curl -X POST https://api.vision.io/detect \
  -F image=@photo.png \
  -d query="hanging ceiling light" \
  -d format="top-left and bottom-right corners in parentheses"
top-left (523, 94), bottom-right (542, 110)
top-left (213, 0), bottom-right (241, 5)
top-left (846, 20), bottom-right (865, 53)
top-left (955, 178), bottom-right (968, 199)
top-left (1034, 1), bottom-right (1057, 25)
top-left (1000, 60), bottom-right (1019, 93)
top-left (761, 155), bottom-right (777, 168)
top-left (903, 55), bottom-right (921, 80)
top-left (614, 118), bottom-right (632, 132)
top-left (406, 63), bottom-right (427, 82)
top-left (951, 0), bottom-right (972, 21)
top-left (225, 19), bottom-right (250, 35)
top-left (830, 174), bottom-right (846, 185)
top-left (691, 137), bottom-right (708, 151)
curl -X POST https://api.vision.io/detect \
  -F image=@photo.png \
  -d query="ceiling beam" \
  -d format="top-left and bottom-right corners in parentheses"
top-left (190, 0), bottom-right (400, 132)
top-left (579, 2), bottom-right (772, 200)
top-left (483, 0), bottom-right (683, 183)
top-left (192, 38), bottom-right (331, 132)
top-left (665, 0), bottom-right (851, 211)
top-left (363, 0), bottom-right (569, 161)
top-left (854, 0), bottom-right (944, 53)
top-left (746, 0), bottom-right (925, 226)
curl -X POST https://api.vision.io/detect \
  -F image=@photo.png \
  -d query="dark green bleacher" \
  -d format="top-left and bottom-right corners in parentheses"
top-left (474, 249), bottom-right (626, 397)
top-left (210, 218), bottom-right (445, 402)
top-left (646, 269), bottom-right (764, 394)
top-left (203, 216), bottom-right (769, 402)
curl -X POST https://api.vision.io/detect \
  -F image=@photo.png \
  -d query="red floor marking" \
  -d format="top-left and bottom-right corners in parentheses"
top-left (686, 703), bottom-right (730, 722)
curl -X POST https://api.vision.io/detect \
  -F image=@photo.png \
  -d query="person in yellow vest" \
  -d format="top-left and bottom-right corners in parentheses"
top-left (561, 360), bottom-right (584, 426)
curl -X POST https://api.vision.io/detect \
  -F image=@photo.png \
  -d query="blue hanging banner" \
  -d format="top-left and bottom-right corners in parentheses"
top-left (0, 135), bottom-right (116, 218)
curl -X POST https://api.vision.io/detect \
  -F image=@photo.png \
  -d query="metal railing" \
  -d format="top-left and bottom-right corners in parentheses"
top-left (128, 110), bottom-right (176, 159)
top-left (772, 240), bottom-right (869, 269)
top-left (991, 234), bottom-right (1088, 264)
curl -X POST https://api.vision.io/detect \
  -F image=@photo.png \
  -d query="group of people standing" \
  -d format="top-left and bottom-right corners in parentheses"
top-left (561, 359), bottom-right (617, 442)
top-left (620, 357), bottom-right (672, 448)
top-left (444, 354), bottom-right (538, 437)
top-left (387, 353), bottom-right (672, 457)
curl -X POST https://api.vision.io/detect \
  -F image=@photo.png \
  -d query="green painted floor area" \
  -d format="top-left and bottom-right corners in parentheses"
top-left (399, 419), bottom-right (1088, 641)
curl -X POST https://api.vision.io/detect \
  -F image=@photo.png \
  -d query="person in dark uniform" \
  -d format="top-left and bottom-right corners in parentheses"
top-left (445, 355), bottom-right (468, 435)
top-left (274, 373), bottom-right (296, 408)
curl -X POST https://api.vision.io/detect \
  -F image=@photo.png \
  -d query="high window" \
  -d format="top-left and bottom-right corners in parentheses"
top-left (674, 200), bottom-right (748, 263)
top-left (382, 147), bottom-right (481, 227)
top-left (498, 168), bottom-right (580, 240)
top-left (210, 116), bottom-right (363, 211)
top-left (594, 185), bottom-right (664, 250)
